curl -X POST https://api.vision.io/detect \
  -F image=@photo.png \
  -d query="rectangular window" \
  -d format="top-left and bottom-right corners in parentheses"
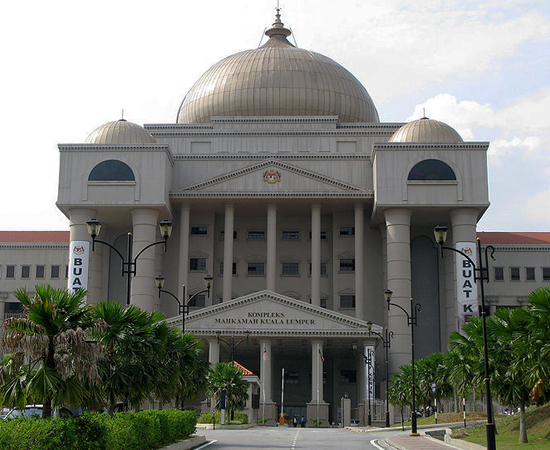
top-left (282, 262), bottom-right (300, 276)
top-left (21, 265), bottom-right (30, 279)
top-left (309, 231), bottom-right (327, 240)
top-left (340, 295), bottom-right (355, 309)
top-left (320, 298), bottom-right (327, 309)
top-left (220, 261), bottom-right (237, 275)
top-left (220, 230), bottom-right (237, 240)
top-left (526, 267), bottom-right (536, 281)
top-left (543, 267), bottom-right (550, 281)
top-left (510, 267), bottom-right (520, 281)
top-left (339, 259), bottom-right (355, 272)
top-left (36, 265), bottom-right (45, 279)
top-left (282, 231), bottom-right (300, 240)
top-left (494, 267), bottom-right (504, 281)
top-left (6, 302), bottom-right (23, 314)
top-left (190, 226), bottom-right (208, 235)
top-left (190, 258), bottom-right (207, 271)
top-left (248, 231), bottom-right (265, 240)
top-left (188, 294), bottom-right (205, 308)
top-left (51, 265), bottom-right (60, 278)
top-left (6, 265), bottom-right (15, 279)
top-left (339, 227), bottom-right (355, 236)
top-left (247, 262), bottom-right (265, 275)
top-left (309, 263), bottom-right (327, 276)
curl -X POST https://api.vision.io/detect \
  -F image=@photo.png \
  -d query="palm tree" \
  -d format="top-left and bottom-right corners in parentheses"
top-left (388, 365), bottom-right (412, 429)
top-left (0, 286), bottom-right (103, 417)
top-left (208, 362), bottom-right (249, 421)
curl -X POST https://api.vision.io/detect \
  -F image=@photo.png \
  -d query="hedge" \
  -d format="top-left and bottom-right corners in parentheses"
top-left (197, 411), bottom-right (248, 425)
top-left (0, 409), bottom-right (197, 450)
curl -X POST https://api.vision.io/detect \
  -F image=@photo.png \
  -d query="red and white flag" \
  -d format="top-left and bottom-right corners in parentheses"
top-left (318, 348), bottom-right (325, 363)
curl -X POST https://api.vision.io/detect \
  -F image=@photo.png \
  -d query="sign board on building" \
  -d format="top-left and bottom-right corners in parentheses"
top-left (68, 241), bottom-right (89, 301)
top-left (455, 242), bottom-right (478, 329)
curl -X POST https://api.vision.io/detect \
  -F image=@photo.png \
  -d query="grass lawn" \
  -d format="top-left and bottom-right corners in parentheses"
top-left (450, 404), bottom-right (550, 450)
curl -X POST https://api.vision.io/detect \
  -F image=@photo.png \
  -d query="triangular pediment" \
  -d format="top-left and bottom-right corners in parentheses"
top-left (165, 290), bottom-right (381, 338)
top-left (171, 159), bottom-right (370, 196)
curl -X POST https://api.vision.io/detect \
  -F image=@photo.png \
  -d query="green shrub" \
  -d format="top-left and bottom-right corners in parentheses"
top-left (197, 411), bottom-right (248, 425)
top-left (0, 409), bottom-right (197, 450)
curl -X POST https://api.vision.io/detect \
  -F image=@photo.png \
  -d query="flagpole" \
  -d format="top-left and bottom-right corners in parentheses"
top-left (281, 367), bottom-right (285, 426)
top-left (262, 343), bottom-right (265, 424)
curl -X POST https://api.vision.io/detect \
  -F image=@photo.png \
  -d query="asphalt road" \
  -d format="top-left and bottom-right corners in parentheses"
top-left (199, 426), bottom-right (403, 449)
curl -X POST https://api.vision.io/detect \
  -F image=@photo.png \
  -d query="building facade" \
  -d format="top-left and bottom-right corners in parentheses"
top-left (2, 12), bottom-right (549, 425)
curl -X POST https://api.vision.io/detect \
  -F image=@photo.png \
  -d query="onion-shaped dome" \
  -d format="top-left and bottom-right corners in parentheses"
top-left (85, 119), bottom-right (156, 144)
top-left (177, 11), bottom-right (379, 124)
top-left (389, 117), bottom-right (463, 143)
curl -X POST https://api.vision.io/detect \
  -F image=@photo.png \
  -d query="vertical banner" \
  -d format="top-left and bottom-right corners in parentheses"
top-left (365, 345), bottom-right (375, 400)
top-left (455, 242), bottom-right (478, 328)
top-left (68, 241), bottom-right (90, 301)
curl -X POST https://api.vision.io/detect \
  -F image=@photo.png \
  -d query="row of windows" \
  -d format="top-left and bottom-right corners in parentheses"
top-left (194, 228), bottom-right (352, 240)
top-left (189, 295), bottom-right (353, 310)
top-left (494, 266), bottom-right (550, 282)
top-left (2, 265), bottom-right (67, 280)
top-left (192, 258), bottom-right (355, 276)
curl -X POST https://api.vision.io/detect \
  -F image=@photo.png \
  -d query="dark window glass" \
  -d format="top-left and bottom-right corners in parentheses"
top-left (339, 227), bottom-right (355, 236)
top-left (494, 267), bottom-right (504, 281)
top-left (188, 294), bottom-right (205, 307)
top-left (309, 263), bottom-right (327, 276)
top-left (408, 159), bottom-right (457, 180)
top-left (36, 265), bottom-right (45, 278)
top-left (190, 226), bottom-right (208, 235)
top-left (510, 267), bottom-right (520, 281)
top-left (320, 298), bottom-right (327, 309)
top-left (526, 267), bottom-right (536, 281)
top-left (6, 302), bottom-right (23, 313)
top-left (282, 262), bottom-right (299, 275)
top-left (247, 262), bottom-right (265, 275)
top-left (340, 259), bottom-right (355, 272)
top-left (21, 265), bottom-right (30, 279)
top-left (6, 265), bottom-right (15, 278)
top-left (309, 231), bottom-right (327, 240)
top-left (282, 231), bottom-right (300, 240)
top-left (284, 372), bottom-right (299, 384)
top-left (190, 258), bottom-right (207, 271)
top-left (220, 261), bottom-right (237, 275)
top-left (88, 160), bottom-right (135, 181)
top-left (248, 231), bottom-right (265, 240)
top-left (543, 267), bottom-right (550, 281)
top-left (51, 265), bottom-right (60, 278)
top-left (340, 295), bottom-right (355, 308)
top-left (220, 230), bottom-right (237, 240)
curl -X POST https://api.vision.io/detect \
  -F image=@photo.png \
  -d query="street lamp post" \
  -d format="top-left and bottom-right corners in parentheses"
top-left (154, 275), bottom-right (213, 333)
top-left (385, 289), bottom-right (421, 436)
top-left (433, 225), bottom-right (496, 450)
top-left (216, 331), bottom-right (250, 362)
top-left (366, 320), bottom-right (394, 427)
top-left (352, 341), bottom-right (373, 426)
top-left (86, 218), bottom-right (173, 305)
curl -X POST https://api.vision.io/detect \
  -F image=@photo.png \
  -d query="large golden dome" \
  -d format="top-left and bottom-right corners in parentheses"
top-left (177, 12), bottom-right (379, 124)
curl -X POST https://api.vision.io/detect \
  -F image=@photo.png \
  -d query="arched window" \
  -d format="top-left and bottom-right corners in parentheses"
top-left (88, 160), bottom-right (135, 181)
top-left (408, 159), bottom-right (456, 181)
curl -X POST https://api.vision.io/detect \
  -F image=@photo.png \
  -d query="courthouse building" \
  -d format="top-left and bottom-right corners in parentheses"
top-left (2, 11), bottom-right (550, 425)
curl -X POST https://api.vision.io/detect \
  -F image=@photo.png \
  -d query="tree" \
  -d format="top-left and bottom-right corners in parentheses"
top-left (0, 286), bottom-right (103, 418)
top-left (388, 365), bottom-right (412, 428)
top-left (415, 353), bottom-right (453, 412)
top-left (208, 362), bottom-right (249, 420)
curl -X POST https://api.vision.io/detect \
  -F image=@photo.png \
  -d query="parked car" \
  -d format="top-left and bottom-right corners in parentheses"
top-left (3, 405), bottom-right (74, 420)
top-left (349, 419), bottom-right (360, 426)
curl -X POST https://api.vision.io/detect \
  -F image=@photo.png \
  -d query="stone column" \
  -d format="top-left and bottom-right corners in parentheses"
top-left (201, 339), bottom-right (220, 413)
top-left (266, 204), bottom-right (277, 292)
top-left (259, 339), bottom-right (277, 425)
top-left (311, 204), bottom-right (321, 307)
top-left (307, 340), bottom-right (329, 426)
top-left (385, 208), bottom-right (412, 376)
top-left (131, 208), bottom-right (159, 311)
top-left (223, 204), bottom-right (235, 302)
top-left (178, 205), bottom-right (190, 301)
top-left (68, 208), bottom-right (102, 303)
top-left (354, 204), bottom-right (365, 320)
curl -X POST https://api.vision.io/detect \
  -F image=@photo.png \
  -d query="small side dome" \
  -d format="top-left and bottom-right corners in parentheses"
top-left (85, 119), bottom-right (156, 144)
top-left (389, 117), bottom-right (463, 144)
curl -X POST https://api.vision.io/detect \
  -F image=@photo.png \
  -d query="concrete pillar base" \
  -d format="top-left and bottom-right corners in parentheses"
top-left (258, 402), bottom-right (278, 426)
top-left (306, 402), bottom-right (329, 427)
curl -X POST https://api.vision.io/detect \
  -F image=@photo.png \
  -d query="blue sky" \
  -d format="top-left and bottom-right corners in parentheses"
top-left (1, 0), bottom-right (548, 231)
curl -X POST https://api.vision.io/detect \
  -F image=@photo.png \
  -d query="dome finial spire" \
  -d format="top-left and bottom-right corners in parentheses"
top-left (265, 3), bottom-right (291, 39)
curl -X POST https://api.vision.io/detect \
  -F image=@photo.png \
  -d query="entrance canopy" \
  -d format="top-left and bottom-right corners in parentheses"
top-left (164, 290), bottom-right (381, 339)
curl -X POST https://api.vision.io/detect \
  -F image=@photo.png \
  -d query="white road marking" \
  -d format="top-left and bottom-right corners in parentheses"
top-left (370, 439), bottom-right (386, 450)
top-left (291, 428), bottom-right (300, 448)
top-left (196, 440), bottom-right (217, 449)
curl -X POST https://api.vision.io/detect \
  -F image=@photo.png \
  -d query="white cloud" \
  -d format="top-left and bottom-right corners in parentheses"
top-left (524, 188), bottom-right (550, 221)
